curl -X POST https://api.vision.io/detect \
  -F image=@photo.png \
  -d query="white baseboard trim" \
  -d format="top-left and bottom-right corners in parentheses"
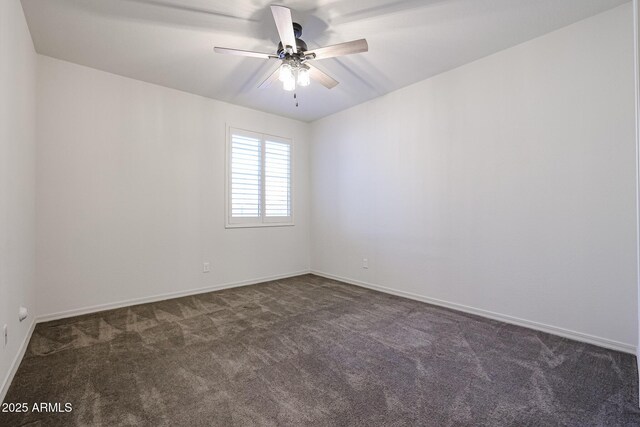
top-left (38, 270), bottom-right (311, 323)
top-left (1, 318), bottom-right (36, 404)
top-left (311, 270), bottom-right (636, 355)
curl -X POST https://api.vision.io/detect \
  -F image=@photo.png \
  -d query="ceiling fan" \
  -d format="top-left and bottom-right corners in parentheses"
top-left (214, 5), bottom-right (368, 92)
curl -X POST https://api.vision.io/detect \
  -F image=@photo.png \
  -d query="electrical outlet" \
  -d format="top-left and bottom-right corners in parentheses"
top-left (203, 262), bottom-right (211, 273)
top-left (3, 324), bottom-right (7, 348)
top-left (362, 258), bottom-right (369, 269)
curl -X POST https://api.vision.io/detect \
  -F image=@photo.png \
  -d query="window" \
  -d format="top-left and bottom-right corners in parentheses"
top-left (227, 128), bottom-right (293, 227)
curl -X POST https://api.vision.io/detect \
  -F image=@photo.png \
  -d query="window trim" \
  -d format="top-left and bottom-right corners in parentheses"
top-left (225, 126), bottom-right (294, 228)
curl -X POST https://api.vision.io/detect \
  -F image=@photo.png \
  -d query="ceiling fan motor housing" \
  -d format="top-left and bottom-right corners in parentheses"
top-left (277, 23), bottom-right (307, 58)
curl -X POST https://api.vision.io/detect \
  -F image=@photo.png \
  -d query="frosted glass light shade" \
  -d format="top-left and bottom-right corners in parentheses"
top-left (283, 76), bottom-right (296, 91)
top-left (297, 67), bottom-right (310, 87)
top-left (278, 63), bottom-right (293, 82)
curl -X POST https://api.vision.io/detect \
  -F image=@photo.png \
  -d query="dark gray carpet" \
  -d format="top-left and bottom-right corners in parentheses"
top-left (1, 274), bottom-right (639, 426)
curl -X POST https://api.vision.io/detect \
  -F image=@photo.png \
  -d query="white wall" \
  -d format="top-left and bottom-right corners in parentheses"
top-left (0, 0), bottom-right (38, 400)
top-left (310, 4), bottom-right (638, 352)
top-left (36, 56), bottom-right (310, 318)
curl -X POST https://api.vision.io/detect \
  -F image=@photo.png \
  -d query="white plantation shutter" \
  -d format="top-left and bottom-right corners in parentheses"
top-left (265, 139), bottom-right (291, 218)
top-left (227, 128), bottom-right (293, 226)
top-left (230, 131), bottom-right (261, 221)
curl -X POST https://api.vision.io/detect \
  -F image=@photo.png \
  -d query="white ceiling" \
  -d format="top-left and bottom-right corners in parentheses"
top-left (21, 0), bottom-right (628, 122)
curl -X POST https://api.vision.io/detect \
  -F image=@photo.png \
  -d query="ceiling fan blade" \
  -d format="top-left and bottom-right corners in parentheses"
top-left (305, 39), bottom-right (368, 60)
top-left (270, 5), bottom-right (297, 54)
top-left (308, 64), bottom-right (339, 89)
top-left (214, 47), bottom-right (275, 59)
top-left (259, 65), bottom-right (281, 89)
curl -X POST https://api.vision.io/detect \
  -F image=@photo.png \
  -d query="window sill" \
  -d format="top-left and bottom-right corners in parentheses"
top-left (225, 222), bottom-right (295, 229)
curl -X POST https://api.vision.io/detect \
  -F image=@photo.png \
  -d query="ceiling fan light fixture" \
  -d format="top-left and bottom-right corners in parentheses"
top-left (278, 62), bottom-right (293, 82)
top-left (283, 75), bottom-right (296, 91)
top-left (214, 5), bottom-right (368, 93)
top-left (297, 65), bottom-right (310, 87)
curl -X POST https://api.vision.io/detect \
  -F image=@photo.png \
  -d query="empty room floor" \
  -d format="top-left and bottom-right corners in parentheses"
top-left (2, 275), bottom-right (639, 426)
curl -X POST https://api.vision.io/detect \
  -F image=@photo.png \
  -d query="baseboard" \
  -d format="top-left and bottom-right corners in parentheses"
top-left (311, 270), bottom-right (636, 355)
top-left (1, 318), bottom-right (36, 404)
top-left (38, 270), bottom-right (311, 323)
